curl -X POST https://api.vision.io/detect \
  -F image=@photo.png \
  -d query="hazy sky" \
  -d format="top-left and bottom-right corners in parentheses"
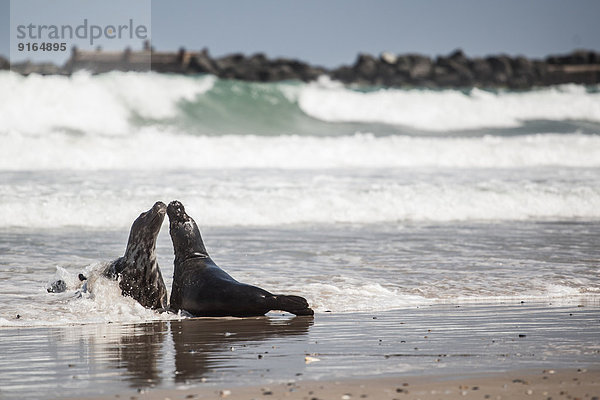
top-left (2, 0), bottom-right (600, 67)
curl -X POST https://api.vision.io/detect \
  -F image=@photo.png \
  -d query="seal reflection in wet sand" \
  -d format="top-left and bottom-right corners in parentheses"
top-left (167, 200), bottom-right (314, 317)
top-left (103, 201), bottom-right (169, 310)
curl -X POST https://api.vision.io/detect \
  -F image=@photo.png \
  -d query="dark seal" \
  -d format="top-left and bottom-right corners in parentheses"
top-left (167, 200), bottom-right (314, 317)
top-left (103, 201), bottom-right (169, 310)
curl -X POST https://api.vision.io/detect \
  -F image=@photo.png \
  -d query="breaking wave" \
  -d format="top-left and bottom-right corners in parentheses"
top-left (1, 71), bottom-right (600, 138)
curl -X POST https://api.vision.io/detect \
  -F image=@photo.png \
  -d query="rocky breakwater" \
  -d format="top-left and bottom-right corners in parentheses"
top-left (166, 48), bottom-right (600, 88)
top-left (331, 49), bottom-right (600, 88)
top-left (3, 47), bottom-right (600, 88)
top-left (153, 48), bottom-right (328, 83)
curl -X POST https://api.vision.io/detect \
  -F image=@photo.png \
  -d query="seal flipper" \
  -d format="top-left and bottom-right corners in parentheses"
top-left (268, 294), bottom-right (314, 316)
top-left (103, 257), bottom-right (125, 280)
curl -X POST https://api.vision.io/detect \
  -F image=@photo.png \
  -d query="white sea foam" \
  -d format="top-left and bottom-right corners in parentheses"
top-left (3, 275), bottom-right (596, 327)
top-left (1, 165), bottom-right (599, 228)
top-left (298, 281), bottom-right (432, 313)
top-left (298, 82), bottom-right (600, 131)
top-left (0, 71), bottom-right (215, 136)
top-left (0, 265), bottom-right (177, 327)
top-left (1, 130), bottom-right (600, 171)
top-left (293, 279), bottom-right (600, 313)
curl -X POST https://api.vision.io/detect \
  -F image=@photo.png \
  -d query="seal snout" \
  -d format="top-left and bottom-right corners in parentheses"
top-left (153, 201), bottom-right (167, 216)
top-left (167, 200), bottom-right (187, 221)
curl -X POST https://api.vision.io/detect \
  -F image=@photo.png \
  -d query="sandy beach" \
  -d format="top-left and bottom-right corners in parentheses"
top-left (77, 369), bottom-right (599, 400)
top-left (3, 303), bottom-right (599, 399)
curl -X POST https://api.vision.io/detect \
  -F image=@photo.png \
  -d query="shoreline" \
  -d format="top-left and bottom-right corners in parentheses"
top-left (3, 297), bottom-right (600, 328)
top-left (74, 368), bottom-right (600, 400)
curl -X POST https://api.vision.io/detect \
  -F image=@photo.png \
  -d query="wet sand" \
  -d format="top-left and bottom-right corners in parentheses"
top-left (2, 303), bottom-right (599, 399)
top-left (80, 369), bottom-right (600, 400)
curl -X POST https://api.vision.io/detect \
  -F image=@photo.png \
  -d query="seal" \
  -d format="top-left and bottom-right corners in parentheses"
top-left (103, 201), bottom-right (169, 310)
top-left (167, 200), bottom-right (314, 317)
top-left (47, 279), bottom-right (67, 293)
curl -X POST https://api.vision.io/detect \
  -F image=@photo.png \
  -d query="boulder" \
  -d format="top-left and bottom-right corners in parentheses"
top-left (408, 55), bottom-right (433, 80)
top-left (330, 65), bottom-right (356, 83)
top-left (447, 49), bottom-right (469, 65)
top-left (509, 56), bottom-right (536, 87)
top-left (189, 48), bottom-right (218, 75)
top-left (470, 58), bottom-right (494, 84)
top-left (215, 53), bottom-right (245, 73)
top-left (394, 55), bottom-right (412, 73)
top-left (487, 55), bottom-right (513, 85)
top-left (380, 51), bottom-right (398, 65)
top-left (353, 53), bottom-right (379, 81)
top-left (436, 52), bottom-right (474, 86)
top-left (433, 65), bottom-right (461, 87)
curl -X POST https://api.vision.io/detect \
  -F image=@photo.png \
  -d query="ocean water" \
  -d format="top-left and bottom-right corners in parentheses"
top-left (0, 71), bottom-right (599, 398)
top-left (1, 71), bottom-right (600, 322)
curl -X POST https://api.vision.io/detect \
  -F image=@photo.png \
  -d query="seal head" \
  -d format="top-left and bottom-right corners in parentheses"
top-left (167, 200), bottom-right (208, 264)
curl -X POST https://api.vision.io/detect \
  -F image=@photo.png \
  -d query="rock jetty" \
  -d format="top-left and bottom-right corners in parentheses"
top-left (3, 46), bottom-right (599, 88)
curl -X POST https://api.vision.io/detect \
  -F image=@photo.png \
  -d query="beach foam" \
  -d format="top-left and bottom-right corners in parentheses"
top-left (295, 280), bottom-right (600, 313)
top-left (298, 82), bottom-right (600, 131)
top-left (2, 271), bottom-right (597, 327)
top-left (1, 130), bottom-right (599, 171)
top-left (1, 165), bottom-right (598, 228)
top-left (0, 71), bottom-right (215, 136)
top-left (0, 264), bottom-right (175, 327)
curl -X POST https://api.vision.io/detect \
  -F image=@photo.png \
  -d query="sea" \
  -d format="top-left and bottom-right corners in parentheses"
top-left (0, 71), bottom-right (599, 398)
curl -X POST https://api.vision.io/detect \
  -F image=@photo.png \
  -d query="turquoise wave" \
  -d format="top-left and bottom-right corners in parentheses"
top-left (133, 77), bottom-right (600, 137)
top-left (130, 78), bottom-right (404, 136)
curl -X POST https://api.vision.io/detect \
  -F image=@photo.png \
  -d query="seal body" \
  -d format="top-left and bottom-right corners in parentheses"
top-left (104, 201), bottom-right (168, 310)
top-left (167, 200), bottom-right (314, 317)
